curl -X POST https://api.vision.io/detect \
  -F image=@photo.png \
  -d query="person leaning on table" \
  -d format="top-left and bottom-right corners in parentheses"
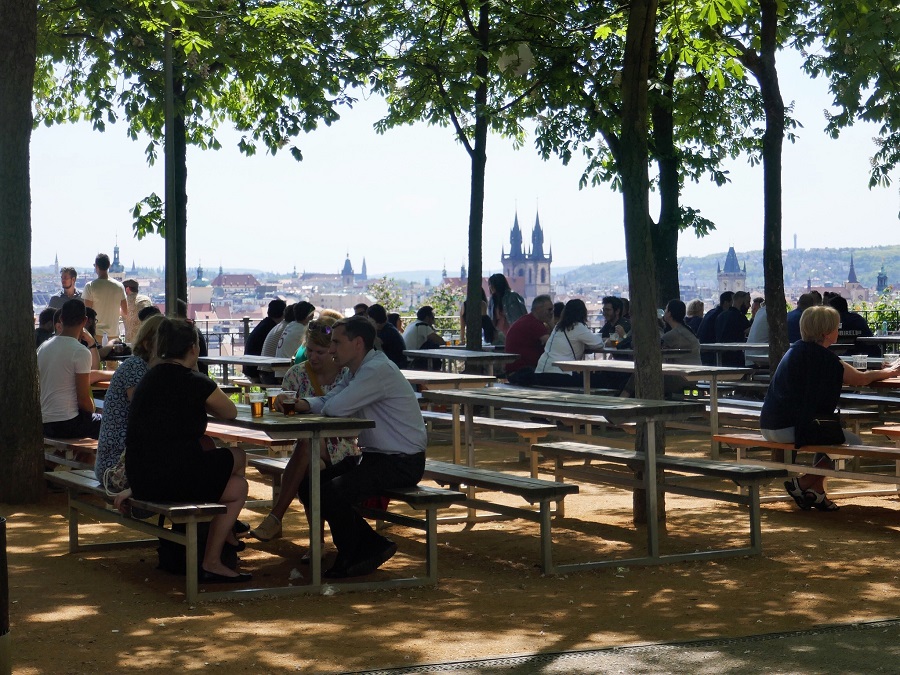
top-left (760, 305), bottom-right (900, 512)
top-left (283, 315), bottom-right (427, 579)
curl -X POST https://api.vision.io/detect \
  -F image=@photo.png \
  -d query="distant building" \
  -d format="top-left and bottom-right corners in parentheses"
top-left (109, 242), bottom-right (126, 281)
top-left (210, 273), bottom-right (260, 294)
top-left (877, 263), bottom-right (889, 294)
top-left (717, 247), bottom-right (746, 293)
top-left (806, 253), bottom-right (873, 303)
top-left (340, 254), bottom-right (367, 287)
top-left (501, 211), bottom-right (552, 303)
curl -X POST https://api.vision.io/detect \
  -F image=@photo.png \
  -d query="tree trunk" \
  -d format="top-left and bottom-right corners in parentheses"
top-left (464, 1), bottom-right (490, 351)
top-left (175, 83), bottom-right (189, 312)
top-left (757, 0), bottom-right (788, 370)
top-left (0, 0), bottom-right (45, 503)
top-left (651, 61), bottom-right (680, 307)
top-left (620, 0), bottom-right (662, 525)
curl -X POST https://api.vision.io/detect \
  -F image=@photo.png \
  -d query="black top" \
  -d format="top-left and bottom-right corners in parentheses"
top-left (837, 311), bottom-right (877, 356)
top-left (378, 323), bottom-right (408, 369)
top-left (715, 307), bottom-right (751, 367)
top-left (243, 316), bottom-right (277, 377)
top-left (760, 340), bottom-right (843, 431)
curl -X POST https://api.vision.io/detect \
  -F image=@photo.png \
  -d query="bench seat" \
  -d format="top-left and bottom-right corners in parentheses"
top-left (531, 441), bottom-right (787, 568)
top-left (420, 409), bottom-right (555, 464)
top-left (44, 437), bottom-right (98, 470)
top-left (422, 459), bottom-right (578, 574)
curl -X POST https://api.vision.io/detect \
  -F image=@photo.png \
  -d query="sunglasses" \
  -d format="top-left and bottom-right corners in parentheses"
top-left (307, 321), bottom-right (333, 335)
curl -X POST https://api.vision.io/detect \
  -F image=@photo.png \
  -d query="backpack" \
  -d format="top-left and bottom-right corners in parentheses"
top-left (156, 520), bottom-right (238, 575)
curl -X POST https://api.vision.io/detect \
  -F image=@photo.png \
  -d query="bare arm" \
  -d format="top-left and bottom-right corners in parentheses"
top-left (427, 330), bottom-right (446, 346)
top-left (120, 298), bottom-right (129, 321)
top-left (75, 372), bottom-right (95, 413)
top-left (205, 386), bottom-right (237, 419)
top-left (841, 360), bottom-right (900, 387)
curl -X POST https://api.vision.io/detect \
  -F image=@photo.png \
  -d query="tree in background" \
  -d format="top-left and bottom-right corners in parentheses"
top-left (1, 0), bottom-right (44, 502)
top-left (367, 276), bottom-right (403, 313)
top-left (426, 282), bottom-right (466, 333)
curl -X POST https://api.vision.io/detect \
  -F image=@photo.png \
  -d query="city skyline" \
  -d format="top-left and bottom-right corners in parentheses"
top-left (30, 50), bottom-right (899, 275)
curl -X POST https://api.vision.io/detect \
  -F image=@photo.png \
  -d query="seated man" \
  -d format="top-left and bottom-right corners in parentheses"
top-left (697, 291), bottom-right (732, 365)
top-left (787, 293), bottom-right (815, 344)
top-left (599, 296), bottom-right (630, 346)
top-left (714, 290), bottom-right (751, 367)
top-left (35, 307), bottom-right (56, 348)
top-left (38, 299), bottom-right (102, 439)
top-left (504, 294), bottom-right (552, 376)
top-left (293, 316), bottom-right (427, 578)
top-left (244, 299), bottom-right (286, 382)
top-left (828, 295), bottom-right (877, 356)
top-left (368, 303), bottom-right (407, 369)
top-left (403, 305), bottom-right (446, 369)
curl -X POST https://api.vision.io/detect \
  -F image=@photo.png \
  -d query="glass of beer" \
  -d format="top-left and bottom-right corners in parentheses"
top-left (852, 354), bottom-right (868, 371)
top-left (248, 392), bottom-right (265, 418)
top-left (267, 388), bottom-right (282, 411)
top-left (282, 392), bottom-right (297, 416)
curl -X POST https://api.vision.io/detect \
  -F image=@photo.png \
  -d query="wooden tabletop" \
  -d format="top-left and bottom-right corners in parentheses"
top-left (554, 359), bottom-right (751, 380)
top-left (403, 348), bottom-right (518, 363)
top-left (699, 343), bottom-right (769, 352)
top-left (199, 355), bottom-right (293, 367)
top-left (400, 370), bottom-right (496, 387)
top-left (217, 404), bottom-right (375, 440)
top-left (858, 335), bottom-right (900, 344)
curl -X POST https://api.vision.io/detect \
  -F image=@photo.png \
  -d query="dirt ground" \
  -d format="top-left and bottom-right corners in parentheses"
top-left (6, 432), bottom-right (900, 674)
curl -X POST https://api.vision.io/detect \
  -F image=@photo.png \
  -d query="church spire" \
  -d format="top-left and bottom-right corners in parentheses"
top-left (847, 252), bottom-right (858, 284)
top-left (508, 212), bottom-right (524, 259)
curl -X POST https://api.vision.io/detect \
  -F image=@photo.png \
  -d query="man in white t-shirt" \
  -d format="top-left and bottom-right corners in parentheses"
top-left (122, 278), bottom-right (153, 343)
top-left (82, 253), bottom-right (127, 339)
top-left (38, 299), bottom-right (102, 438)
top-left (402, 305), bottom-right (446, 370)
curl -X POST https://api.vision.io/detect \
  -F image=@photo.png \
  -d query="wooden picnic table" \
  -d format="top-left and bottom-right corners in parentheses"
top-left (215, 405), bottom-right (374, 597)
top-left (400, 370), bottom-right (495, 389)
top-left (699, 342), bottom-right (768, 366)
top-left (420, 387), bottom-right (705, 564)
top-left (402, 348), bottom-right (518, 376)
top-left (198, 355), bottom-right (292, 384)
top-left (554, 359), bottom-right (750, 458)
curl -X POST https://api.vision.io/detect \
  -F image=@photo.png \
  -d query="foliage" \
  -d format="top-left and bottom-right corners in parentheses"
top-left (426, 282), bottom-right (466, 332)
top-left (367, 276), bottom-right (403, 313)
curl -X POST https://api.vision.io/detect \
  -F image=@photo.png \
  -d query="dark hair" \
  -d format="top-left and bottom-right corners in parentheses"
top-left (416, 305), bottom-right (434, 322)
top-left (60, 298), bottom-right (86, 327)
top-left (488, 274), bottom-right (511, 310)
top-left (553, 302), bottom-right (565, 319)
top-left (388, 312), bottom-right (402, 330)
top-left (367, 303), bottom-right (388, 324)
top-left (283, 303), bottom-right (296, 323)
top-left (60, 266), bottom-right (77, 279)
top-left (666, 299), bottom-right (686, 324)
top-left (558, 299), bottom-right (588, 332)
top-left (156, 317), bottom-right (199, 359)
top-left (84, 306), bottom-right (97, 320)
top-left (53, 309), bottom-right (62, 326)
top-left (267, 298), bottom-right (287, 319)
top-left (827, 295), bottom-right (849, 314)
top-left (123, 279), bottom-right (139, 292)
top-left (719, 291), bottom-right (734, 305)
top-left (601, 296), bottom-right (623, 315)
top-left (95, 253), bottom-right (111, 271)
top-left (293, 301), bottom-right (315, 323)
top-left (39, 307), bottom-right (56, 325)
top-left (335, 315), bottom-right (376, 350)
top-left (353, 303), bottom-right (369, 315)
top-left (796, 293), bottom-right (815, 311)
top-left (138, 305), bottom-right (161, 321)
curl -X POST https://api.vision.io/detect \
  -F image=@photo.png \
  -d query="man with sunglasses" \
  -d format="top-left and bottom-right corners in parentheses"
top-left (289, 315), bottom-right (427, 579)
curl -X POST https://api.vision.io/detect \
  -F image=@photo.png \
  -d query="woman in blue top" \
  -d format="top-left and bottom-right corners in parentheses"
top-left (760, 305), bottom-right (899, 511)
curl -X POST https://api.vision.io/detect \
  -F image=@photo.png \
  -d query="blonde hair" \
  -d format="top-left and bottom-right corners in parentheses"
top-left (132, 314), bottom-right (165, 360)
top-left (305, 315), bottom-right (340, 350)
top-left (799, 305), bottom-right (840, 343)
top-left (686, 299), bottom-right (704, 317)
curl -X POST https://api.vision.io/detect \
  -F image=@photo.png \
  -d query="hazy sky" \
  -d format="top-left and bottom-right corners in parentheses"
top-left (30, 50), bottom-right (899, 278)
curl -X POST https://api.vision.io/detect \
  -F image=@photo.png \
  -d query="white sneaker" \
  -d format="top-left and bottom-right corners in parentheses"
top-left (250, 513), bottom-right (282, 541)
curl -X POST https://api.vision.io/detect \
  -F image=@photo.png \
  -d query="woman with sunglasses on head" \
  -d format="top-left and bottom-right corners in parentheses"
top-left (250, 314), bottom-right (360, 545)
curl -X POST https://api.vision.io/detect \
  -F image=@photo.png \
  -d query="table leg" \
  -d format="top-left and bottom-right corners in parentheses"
top-left (452, 402), bottom-right (462, 464)
top-left (709, 377), bottom-right (720, 459)
top-left (644, 420), bottom-right (659, 559)
top-left (582, 371), bottom-right (590, 395)
top-left (309, 432), bottom-right (322, 586)
top-left (464, 402), bottom-right (477, 520)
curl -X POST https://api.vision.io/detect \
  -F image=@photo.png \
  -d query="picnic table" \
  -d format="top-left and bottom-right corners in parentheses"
top-left (699, 343), bottom-right (768, 366)
top-left (216, 405), bottom-right (374, 596)
top-left (400, 370), bottom-right (495, 389)
top-left (858, 335), bottom-right (900, 355)
top-left (420, 386), bottom-right (706, 564)
top-left (198, 355), bottom-right (292, 383)
top-left (402, 348), bottom-right (518, 376)
top-left (554, 359), bottom-right (750, 458)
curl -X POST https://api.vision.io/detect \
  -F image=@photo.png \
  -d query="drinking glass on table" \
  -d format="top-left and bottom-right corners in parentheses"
top-left (852, 354), bottom-right (868, 371)
top-left (883, 354), bottom-right (899, 370)
top-left (267, 388), bottom-right (282, 411)
top-left (281, 391), bottom-right (297, 416)
top-left (248, 392), bottom-right (265, 418)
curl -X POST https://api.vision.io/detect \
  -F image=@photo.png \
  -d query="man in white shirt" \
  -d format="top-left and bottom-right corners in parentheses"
top-left (291, 316), bottom-right (427, 579)
top-left (122, 279), bottom-right (153, 343)
top-left (38, 299), bottom-right (102, 438)
top-left (82, 253), bottom-right (127, 339)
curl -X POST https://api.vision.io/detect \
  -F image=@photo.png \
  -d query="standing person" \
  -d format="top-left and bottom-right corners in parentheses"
top-left (715, 290), bottom-right (752, 367)
top-left (368, 303), bottom-right (408, 369)
top-left (243, 299), bottom-right (286, 383)
top-left (48, 266), bottom-right (83, 310)
top-left (125, 318), bottom-right (249, 583)
top-left (697, 292), bottom-right (733, 365)
top-left (250, 315), bottom-right (360, 545)
top-left (504, 294), bottom-right (553, 376)
top-left (487, 273), bottom-right (526, 345)
top-left (289, 316), bottom-right (427, 579)
top-left (37, 299), bottom-right (102, 439)
top-left (533, 299), bottom-right (606, 388)
top-left (94, 314), bottom-right (165, 487)
top-left (82, 253), bottom-right (128, 340)
top-left (760, 306), bottom-right (900, 511)
top-left (122, 279), bottom-right (153, 344)
top-left (684, 299), bottom-right (704, 335)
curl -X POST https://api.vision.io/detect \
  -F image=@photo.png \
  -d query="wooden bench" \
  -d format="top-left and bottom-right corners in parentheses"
top-left (670, 402), bottom-right (876, 437)
top-left (44, 437), bottom-right (98, 470)
top-left (498, 408), bottom-right (637, 449)
top-left (530, 441), bottom-right (786, 567)
top-left (420, 409), bottom-right (555, 463)
top-left (249, 456), bottom-right (465, 587)
top-left (713, 432), bottom-right (900, 499)
top-left (873, 425), bottom-right (900, 446)
top-left (840, 392), bottom-right (900, 419)
top-left (44, 469), bottom-right (226, 603)
top-left (422, 459), bottom-right (578, 574)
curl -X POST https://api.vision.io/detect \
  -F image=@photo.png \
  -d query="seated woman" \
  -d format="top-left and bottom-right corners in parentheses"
top-left (533, 299), bottom-right (606, 388)
top-left (124, 318), bottom-right (249, 583)
top-left (95, 314), bottom-right (165, 488)
top-left (761, 305), bottom-right (899, 511)
top-left (250, 315), bottom-right (360, 553)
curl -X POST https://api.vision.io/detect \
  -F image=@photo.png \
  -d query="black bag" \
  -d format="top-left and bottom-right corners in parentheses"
top-left (157, 520), bottom-right (238, 575)
top-left (507, 367), bottom-right (535, 386)
top-left (794, 417), bottom-right (844, 448)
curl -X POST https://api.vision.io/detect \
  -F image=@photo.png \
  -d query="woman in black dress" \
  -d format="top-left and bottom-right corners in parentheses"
top-left (125, 318), bottom-right (249, 583)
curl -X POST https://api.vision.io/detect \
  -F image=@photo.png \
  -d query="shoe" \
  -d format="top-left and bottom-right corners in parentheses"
top-left (200, 570), bottom-right (253, 584)
top-left (343, 539), bottom-right (398, 578)
top-left (233, 519), bottom-right (251, 537)
top-left (323, 553), bottom-right (352, 579)
top-left (250, 513), bottom-right (282, 541)
top-left (805, 489), bottom-right (840, 512)
top-left (224, 540), bottom-right (246, 552)
top-left (784, 478), bottom-right (813, 511)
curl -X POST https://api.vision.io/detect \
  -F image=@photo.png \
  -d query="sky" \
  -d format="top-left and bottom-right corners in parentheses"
top-left (29, 50), bottom-right (899, 279)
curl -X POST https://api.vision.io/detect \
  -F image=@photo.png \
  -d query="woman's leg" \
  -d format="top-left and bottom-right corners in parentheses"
top-left (202, 464), bottom-right (249, 577)
top-left (250, 441), bottom-right (312, 541)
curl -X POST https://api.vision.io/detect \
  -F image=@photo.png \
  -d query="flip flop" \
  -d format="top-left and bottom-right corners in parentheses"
top-left (804, 489), bottom-right (840, 512)
top-left (784, 478), bottom-right (813, 511)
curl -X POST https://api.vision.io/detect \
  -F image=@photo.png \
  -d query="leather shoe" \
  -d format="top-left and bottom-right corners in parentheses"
top-left (200, 570), bottom-right (252, 584)
top-left (344, 539), bottom-right (398, 578)
top-left (323, 554), bottom-right (351, 579)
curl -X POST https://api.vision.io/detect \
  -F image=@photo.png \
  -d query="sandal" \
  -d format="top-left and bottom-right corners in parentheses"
top-left (804, 489), bottom-right (840, 512)
top-left (784, 478), bottom-right (813, 511)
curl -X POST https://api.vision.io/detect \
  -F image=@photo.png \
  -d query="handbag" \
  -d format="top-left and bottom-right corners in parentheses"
top-left (102, 451), bottom-right (129, 495)
top-left (794, 417), bottom-right (844, 448)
